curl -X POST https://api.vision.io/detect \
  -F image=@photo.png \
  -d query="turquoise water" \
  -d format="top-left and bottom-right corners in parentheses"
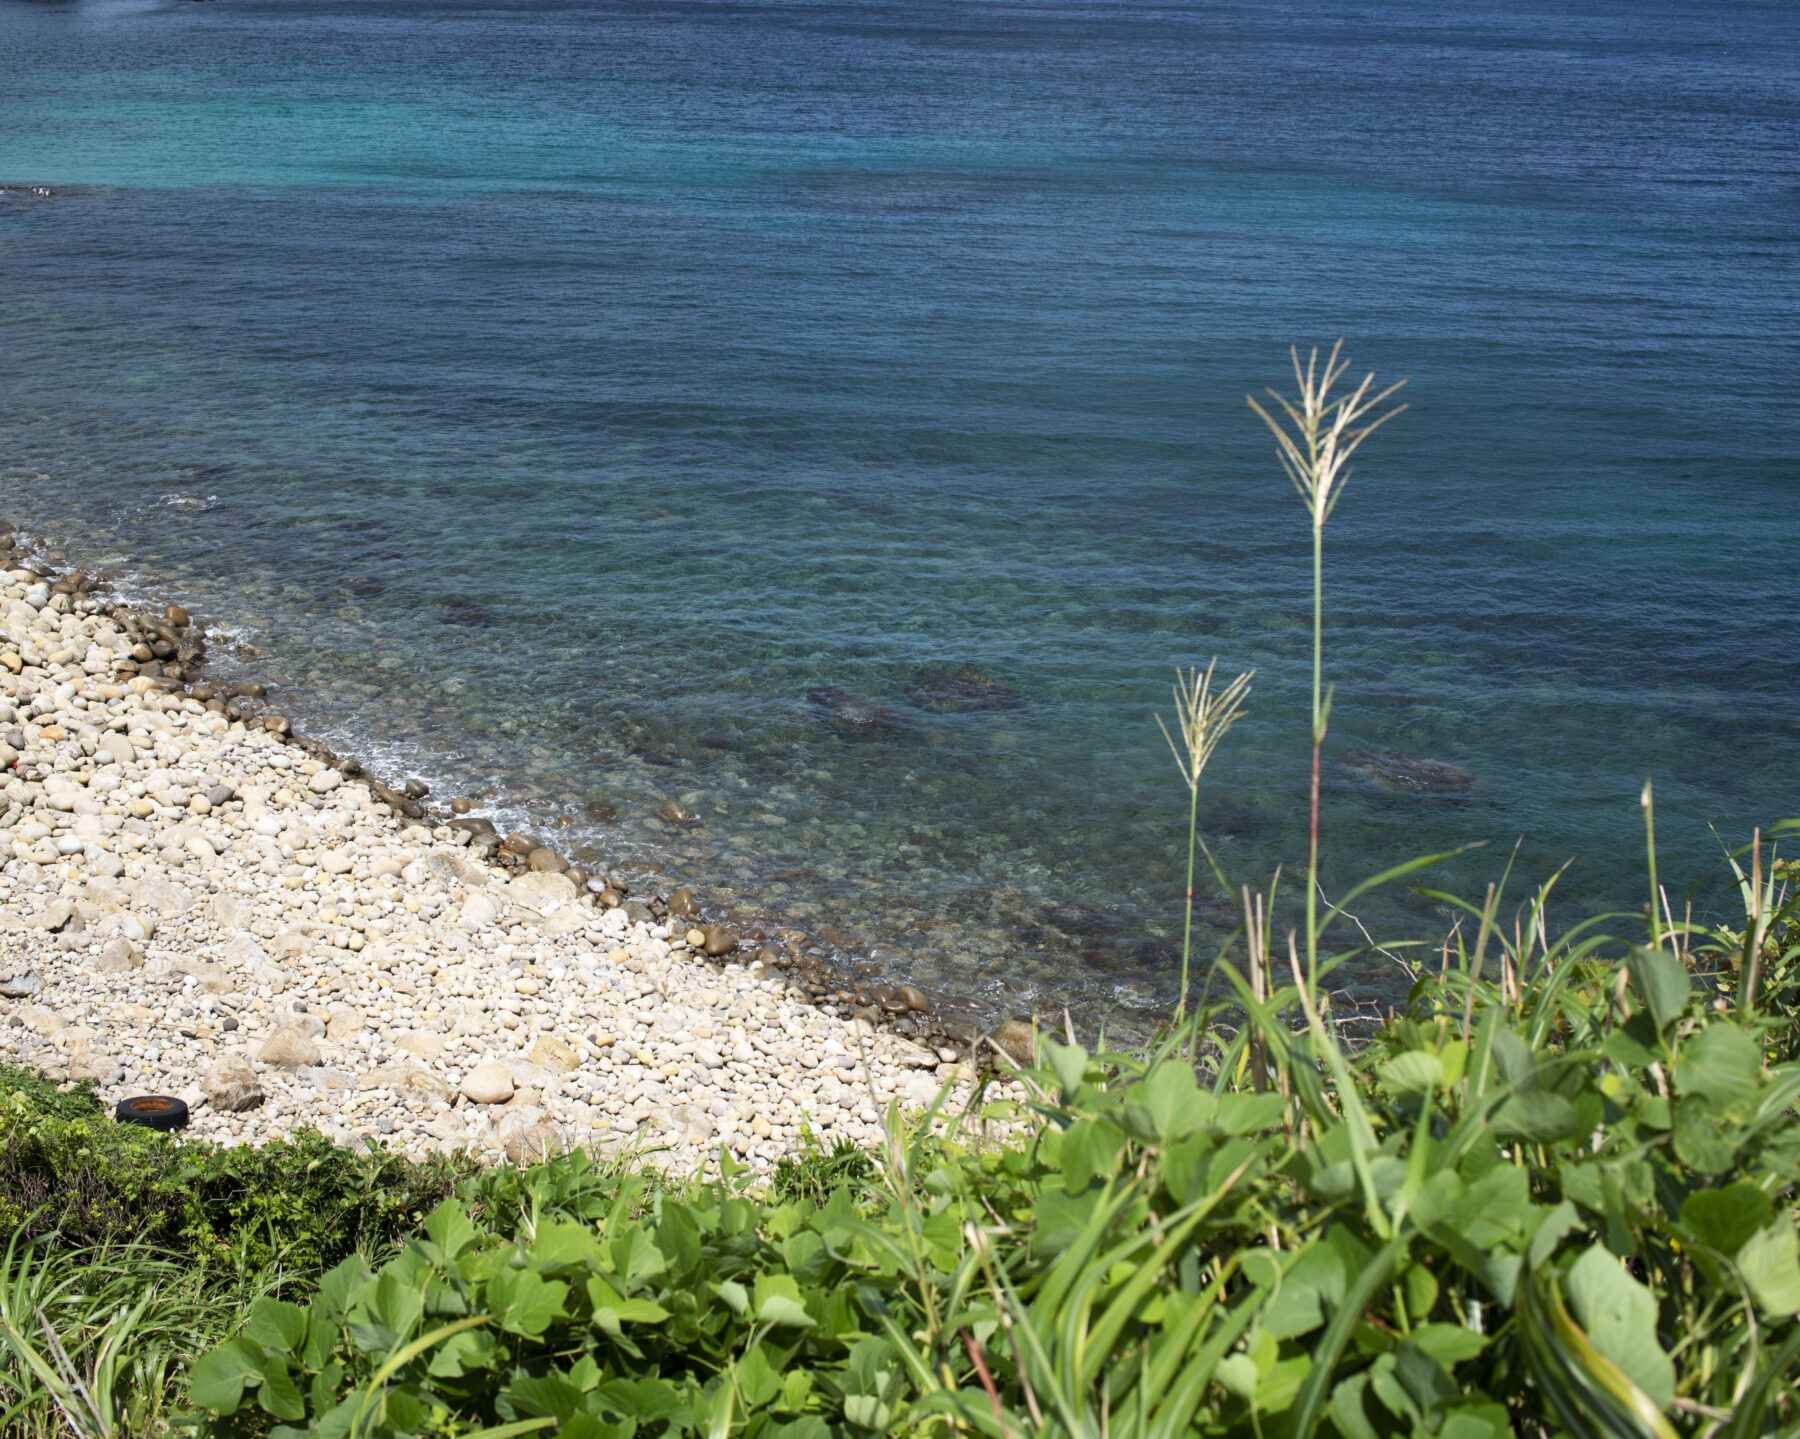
top-left (3, 0), bottom-right (1797, 1029)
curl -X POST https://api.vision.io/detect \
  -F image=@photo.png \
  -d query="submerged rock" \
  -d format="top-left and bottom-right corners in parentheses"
top-left (807, 686), bottom-right (903, 733)
top-left (907, 665), bottom-right (1027, 713)
top-left (1338, 750), bottom-right (1477, 796)
top-left (438, 598), bottom-right (493, 628)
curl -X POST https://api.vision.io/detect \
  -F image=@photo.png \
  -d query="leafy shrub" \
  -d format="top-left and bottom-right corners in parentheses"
top-left (0, 1094), bottom-right (474, 1276)
top-left (183, 906), bottom-right (1800, 1439)
top-left (0, 1061), bottom-right (103, 1121)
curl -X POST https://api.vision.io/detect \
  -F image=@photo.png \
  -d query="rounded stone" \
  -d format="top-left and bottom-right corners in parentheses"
top-left (897, 985), bottom-right (930, 1012)
top-left (668, 888), bottom-right (698, 917)
top-left (526, 847), bottom-right (569, 874)
top-left (461, 1063), bottom-right (515, 1105)
top-left (989, 1019), bottom-right (1036, 1067)
top-left (658, 801), bottom-right (695, 825)
top-left (701, 925), bottom-right (739, 958)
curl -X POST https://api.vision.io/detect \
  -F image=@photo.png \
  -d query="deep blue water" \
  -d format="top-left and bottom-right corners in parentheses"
top-left (3, 0), bottom-right (1798, 1028)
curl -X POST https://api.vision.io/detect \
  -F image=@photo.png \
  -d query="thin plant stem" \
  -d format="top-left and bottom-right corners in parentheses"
top-left (1249, 341), bottom-right (1404, 986)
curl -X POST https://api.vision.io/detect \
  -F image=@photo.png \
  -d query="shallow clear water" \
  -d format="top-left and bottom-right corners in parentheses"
top-left (3, 0), bottom-right (1798, 1029)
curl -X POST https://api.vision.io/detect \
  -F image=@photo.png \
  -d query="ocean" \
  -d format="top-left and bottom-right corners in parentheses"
top-left (3, 0), bottom-right (1797, 1030)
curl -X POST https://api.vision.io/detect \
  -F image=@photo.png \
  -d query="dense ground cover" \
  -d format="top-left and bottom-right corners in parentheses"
top-left (0, 834), bottom-right (1796, 1438)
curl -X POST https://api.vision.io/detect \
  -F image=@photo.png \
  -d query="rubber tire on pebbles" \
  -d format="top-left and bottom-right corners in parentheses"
top-left (114, 1095), bottom-right (190, 1132)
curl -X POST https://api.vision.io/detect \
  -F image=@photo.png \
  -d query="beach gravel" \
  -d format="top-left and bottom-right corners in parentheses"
top-left (0, 562), bottom-right (1008, 1168)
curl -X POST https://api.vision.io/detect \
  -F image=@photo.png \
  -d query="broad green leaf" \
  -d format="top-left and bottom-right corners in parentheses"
top-left (368, 1269), bottom-right (425, 1341)
top-left (487, 1268), bottom-right (569, 1338)
top-left (1331, 1373), bottom-right (1379, 1439)
top-left (532, 1220), bottom-right (602, 1272)
top-left (506, 1373), bottom-right (585, 1420)
top-left (711, 1280), bottom-right (749, 1316)
top-left (843, 1394), bottom-right (891, 1430)
top-left (243, 1298), bottom-right (308, 1356)
top-left (758, 1295), bottom-right (814, 1328)
top-left (1673, 1098), bottom-right (1738, 1174)
top-left (1563, 1244), bottom-right (1675, 1410)
top-left (1042, 1038), bottom-right (1089, 1097)
top-left (1060, 1118), bottom-right (1125, 1193)
top-left (1378, 1050), bottom-right (1442, 1099)
top-left (1625, 948), bottom-right (1690, 1033)
top-left (600, 1375), bottom-right (686, 1424)
top-left (423, 1200), bottom-right (479, 1262)
top-left (1137, 1061), bottom-right (1218, 1141)
top-left (1407, 1323), bottom-right (1487, 1365)
top-left (736, 1344), bottom-right (782, 1409)
top-left (1215, 1091), bottom-right (1285, 1135)
top-left (1492, 1091), bottom-right (1578, 1142)
top-left (254, 1358), bottom-right (307, 1422)
top-left (188, 1339), bottom-right (265, 1415)
top-left (1675, 1023), bottom-right (1761, 1110)
top-left (318, 1256), bottom-right (372, 1318)
top-left (1214, 1353), bottom-right (1257, 1400)
top-left (1737, 1223), bottom-right (1800, 1318)
top-left (1439, 1402), bottom-right (1511, 1439)
top-left (611, 1229), bottom-right (667, 1291)
top-left (1680, 1182), bottom-right (1773, 1258)
top-left (426, 1328), bottom-right (494, 1378)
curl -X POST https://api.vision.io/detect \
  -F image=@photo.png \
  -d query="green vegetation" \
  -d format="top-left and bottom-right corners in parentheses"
top-left (2, 347), bottom-right (1797, 1437)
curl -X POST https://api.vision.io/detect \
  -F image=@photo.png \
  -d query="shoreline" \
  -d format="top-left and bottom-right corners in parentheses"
top-left (0, 524), bottom-right (1028, 1168)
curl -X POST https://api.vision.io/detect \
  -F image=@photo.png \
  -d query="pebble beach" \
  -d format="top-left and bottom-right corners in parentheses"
top-left (0, 536), bottom-right (1027, 1169)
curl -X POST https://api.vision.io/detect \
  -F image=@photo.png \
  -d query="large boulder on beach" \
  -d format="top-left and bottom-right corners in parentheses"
top-left (257, 1024), bottom-right (320, 1069)
top-left (510, 870), bottom-right (578, 909)
top-left (203, 1060), bottom-right (265, 1113)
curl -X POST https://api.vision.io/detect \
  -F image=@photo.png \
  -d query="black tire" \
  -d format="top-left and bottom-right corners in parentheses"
top-left (114, 1095), bottom-right (189, 1132)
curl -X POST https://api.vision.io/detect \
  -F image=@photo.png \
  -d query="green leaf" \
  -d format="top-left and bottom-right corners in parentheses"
top-left (318, 1256), bottom-right (372, 1318)
top-left (711, 1280), bottom-right (749, 1316)
top-left (423, 1199), bottom-right (479, 1262)
top-left (1737, 1223), bottom-right (1800, 1318)
top-left (1042, 1038), bottom-right (1089, 1097)
top-left (736, 1344), bottom-right (783, 1409)
top-left (1562, 1243), bottom-right (1675, 1410)
top-left (758, 1295), bottom-right (815, 1328)
top-left (532, 1220), bottom-right (602, 1272)
top-left (255, 1358), bottom-right (307, 1422)
top-left (1675, 1023), bottom-right (1761, 1109)
top-left (1625, 948), bottom-right (1690, 1033)
top-left (243, 1298), bottom-right (308, 1356)
top-left (1215, 1353), bottom-right (1257, 1400)
top-left (1060, 1118), bottom-right (1125, 1193)
top-left (1673, 1098), bottom-right (1739, 1174)
top-left (1492, 1091), bottom-right (1578, 1143)
top-left (1378, 1051), bottom-right (1443, 1099)
top-left (1137, 1061), bottom-right (1218, 1141)
top-left (507, 1373), bottom-right (585, 1420)
top-left (1679, 1182), bottom-right (1773, 1258)
top-left (1407, 1323), bottom-right (1487, 1365)
top-left (1214, 1091), bottom-right (1284, 1135)
top-left (1330, 1373), bottom-right (1379, 1439)
top-left (487, 1268), bottom-right (569, 1338)
top-left (188, 1339), bottom-right (265, 1415)
top-left (611, 1229), bottom-right (667, 1291)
